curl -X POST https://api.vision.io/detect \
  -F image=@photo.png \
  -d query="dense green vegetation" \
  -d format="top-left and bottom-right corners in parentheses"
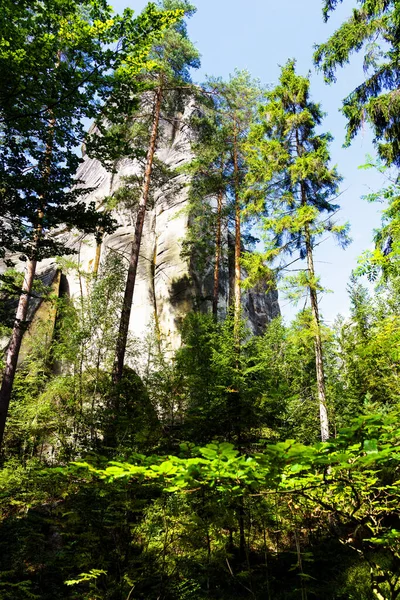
top-left (1, 1), bottom-right (400, 598)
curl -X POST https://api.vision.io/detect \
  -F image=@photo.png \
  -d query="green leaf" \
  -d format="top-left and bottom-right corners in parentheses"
top-left (364, 439), bottom-right (378, 455)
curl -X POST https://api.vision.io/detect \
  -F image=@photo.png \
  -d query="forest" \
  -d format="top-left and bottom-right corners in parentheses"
top-left (1, 0), bottom-right (400, 598)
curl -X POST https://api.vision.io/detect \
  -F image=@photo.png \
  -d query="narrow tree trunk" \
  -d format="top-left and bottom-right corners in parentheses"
top-left (212, 188), bottom-right (223, 318)
top-left (296, 128), bottom-right (329, 442)
top-left (112, 83), bottom-right (163, 384)
top-left (238, 499), bottom-right (246, 561)
top-left (233, 121), bottom-right (241, 344)
top-left (0, 259), bottom-right (37, 448)
top-left (0, 105), bottom-right (55, 450)
top-left (231, 121), bottom-right (243, 443)
top-left (92, 228), bottom-right (103, 277)
top-left (304, 223), bottom-right (330, 441)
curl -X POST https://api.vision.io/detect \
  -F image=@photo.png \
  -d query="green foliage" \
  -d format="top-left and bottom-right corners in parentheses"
top-left (2, 277), bottom-right (400, 598)
top-left (245, 59), bottom-right (349, 316)
top-left (71, 411), bottom-right (400, 599)
top-left (2, 2), bottom-right (400, 597)
top-left (245, 60), bottom-right (349, 440)
top-left (3, 249), bottom-right (399, 597)
top-left (182, 71), bottom-right (267, 318)
top-left (88, 0), bottom-right (199, 169)
top-left (314, 0), bottom-right (400, 166)
top-left (245, 59), bottom-right (348, 279)
top-left (332, 277), bottom-right (400, 418)
top-left (1, 252), bottom-right (159, 461)
top-left (355, 158), bottom-right (400, 288)
top-left (0, 0), bottom-right (182, 262)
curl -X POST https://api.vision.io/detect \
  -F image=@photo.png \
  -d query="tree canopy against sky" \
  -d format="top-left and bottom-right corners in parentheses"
top-left (2, 2), bottom-right (400, 599)
top-left (245, 60), bottom-right (349, 440)
top-left (314, 0), bottom-right (400, 167)
top-left (112, 0), bottom-right (387, 323)
top-left (105, 0), bottom-right (200, 383)
top-left (0, 0), bottom-right (181, 448)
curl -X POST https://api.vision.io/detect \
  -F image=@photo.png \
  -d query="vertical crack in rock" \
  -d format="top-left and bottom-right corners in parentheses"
top-left (151, 220), bottom-right (162, 353)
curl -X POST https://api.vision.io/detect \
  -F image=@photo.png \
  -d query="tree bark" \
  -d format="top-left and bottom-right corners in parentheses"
top-left (212, 188), bottom-right (223, 319)
top-left (0, 259), bottom-right (37, 448)
top-left (0, 104), bottom-right (55, 450)
top-left (92, 228), bottom-right (103, 277)
top-left (233, 120), bottom-right (241, 345)
top-left (231, 121), bottom-right (243, 442)
top-left (112, 83), bottom-right (163, 384)
top-left (304, 218), bottom-right (330, 442)
top-left (296, 128), bottom-right (329, 442)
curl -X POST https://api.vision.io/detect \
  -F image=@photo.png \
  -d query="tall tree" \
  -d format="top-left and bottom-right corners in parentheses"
top-left (0, 0), bottom-right (179, 450)
top-left (0, 2), bottom-right (179, 256)
top-left (246, 60), bottom-right (349, 441)
top-left (314, 0), bottom-right (400, 167)
top-left (110, 0), bottom-right (200, 384)
top-left (184, 102), bottom-right (231, 318)
top-left (355, 157), bottom-right (400, 288)
top-left (202, 72), bottom-right (262, 342)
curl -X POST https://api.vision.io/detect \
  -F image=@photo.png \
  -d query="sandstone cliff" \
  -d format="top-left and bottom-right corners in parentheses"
top-left (1, 111), bottom-right (279, 361)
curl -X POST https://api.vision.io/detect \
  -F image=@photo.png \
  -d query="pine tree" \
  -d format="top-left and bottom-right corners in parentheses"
top-left (199, 73), bottom-right (262, 340)
top-left (184, 98), bottom-right (231, 318)
top-left (0, 0), bottom-right (178, 450)
top-left (314, 0), bottom-right (400, 167)
top-left (246, 60), bottom-right (349, 441)
top-left (109, 0), bottom-right (200, 383)
top-left (355, 157), bottom-right (400, 288)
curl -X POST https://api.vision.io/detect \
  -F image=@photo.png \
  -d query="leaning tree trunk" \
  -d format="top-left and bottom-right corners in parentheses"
top-left (212, 188), bottom-right (223, 319)
top-left (112, 83), bottom-right (163, 384)
top-left (0, 116), bottom-right (54, 450)
top-left (0, 258), bottom-right (38, 449)
top-left (0, 50), bottom-right (61, 450)
top-left (304, 221), bottom-right (330, 442)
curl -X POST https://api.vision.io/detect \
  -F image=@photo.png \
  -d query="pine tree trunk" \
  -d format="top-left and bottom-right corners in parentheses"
top-left (304, 222), bottom-right (330, 442)
top-left (112, 83), bottom-right (163, 384)
top-left (233, 121), bottom-right (241, 344)
top-left (297, 130), bottom-right (329, 442)
top-left (212, 189), bottom-right (223, 319)
top-left (0, 259), bottom-right (37, 448)
top-left (0, 106), bottom-right (55, 450)
top-left (93, 228), bottom-right (104, 277)
top-left (231, 122), bottom-right (242, 442)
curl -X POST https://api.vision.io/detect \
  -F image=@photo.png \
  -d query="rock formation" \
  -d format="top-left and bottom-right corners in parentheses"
top-left (0, 110), bottom-right (280, 363)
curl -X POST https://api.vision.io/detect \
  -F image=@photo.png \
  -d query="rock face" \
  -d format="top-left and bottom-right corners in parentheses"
top-left (1, 109), bottom-right (280, 361)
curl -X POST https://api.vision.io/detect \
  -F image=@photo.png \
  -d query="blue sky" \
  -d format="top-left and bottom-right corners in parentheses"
top-left (111, 0), bottom-right (386, 323)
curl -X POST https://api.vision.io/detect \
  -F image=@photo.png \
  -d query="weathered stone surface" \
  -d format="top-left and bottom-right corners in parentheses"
top-left (18, 269), bottom-right (61, 364)
top-left (1, 108), bottom-right (280, 361)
